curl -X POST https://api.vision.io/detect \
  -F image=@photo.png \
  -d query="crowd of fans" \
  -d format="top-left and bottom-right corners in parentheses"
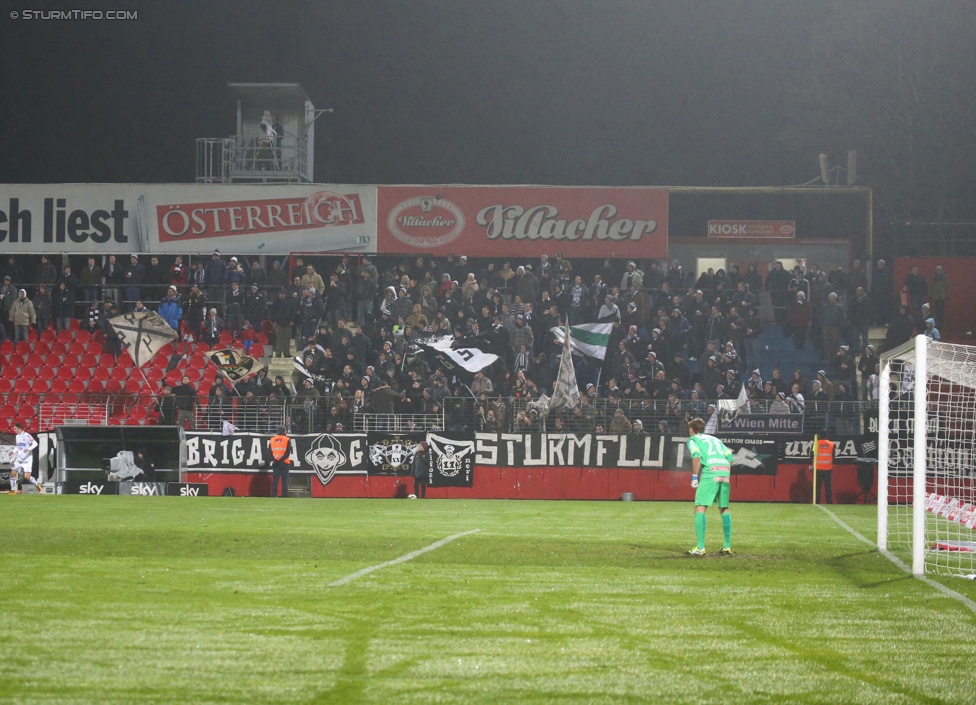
top-left (0, 251), bottom-right (949, 435)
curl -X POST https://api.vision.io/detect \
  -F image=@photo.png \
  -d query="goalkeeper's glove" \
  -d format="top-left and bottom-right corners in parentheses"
top-left (691, 475), bottom-right (699, 489)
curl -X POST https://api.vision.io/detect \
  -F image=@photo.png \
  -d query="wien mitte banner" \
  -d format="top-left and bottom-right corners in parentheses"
top-left (378, 186), bottom-right (668, 258)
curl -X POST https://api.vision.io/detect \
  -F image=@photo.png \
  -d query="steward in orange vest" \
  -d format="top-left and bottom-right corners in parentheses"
top-left (814, 438), bottom-right (834, 504)
top-left (269, 426), bottom-right (291, 498)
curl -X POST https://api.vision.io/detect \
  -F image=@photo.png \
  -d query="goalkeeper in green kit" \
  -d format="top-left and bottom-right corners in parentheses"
top-left (685, 417), bottom-right (734, 556)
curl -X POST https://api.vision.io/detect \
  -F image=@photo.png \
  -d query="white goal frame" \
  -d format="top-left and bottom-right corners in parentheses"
top-left (878, 334), bottom-right (976, 577)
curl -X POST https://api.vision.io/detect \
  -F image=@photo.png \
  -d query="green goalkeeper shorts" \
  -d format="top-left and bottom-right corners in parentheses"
top-left (695, 476), bottom-right (731, 508)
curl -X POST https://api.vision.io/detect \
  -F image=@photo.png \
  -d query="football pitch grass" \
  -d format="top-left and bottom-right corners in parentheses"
top-left (3, 498), bottom-right (976, 704)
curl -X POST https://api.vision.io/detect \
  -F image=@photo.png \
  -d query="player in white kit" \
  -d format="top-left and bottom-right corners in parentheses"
top-left (11, 422), bottom-right (39, 493)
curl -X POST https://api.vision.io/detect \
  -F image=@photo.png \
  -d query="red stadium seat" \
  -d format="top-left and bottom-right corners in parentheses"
top-left (74, 329), bottom-right (90, 343)
top-left (219, 331), bottom-right (232, 344)
top-left (104, 379), bottom-right (123, 395)
top-left (67, 380), bottom-right (88, 394)
top-left (80, 353), bottom-right (99, 370)
top-left (0, 404), bottom-right (17, 424)
top-left (56, 366), bottom-right (75, 382)
top-left (124, 379), bottom-right (143, 395)
top-left (69, 318), bottom-right (80, 331)
top-left (18, 404), bottom-right (36, 419)
top-left (30, 379), bottom-right (51, 393)
top-left (0, 378), bottom-right (13, 395)
top-left (248, 344), bottom-right (265, 358)
top-left (48, 379), bottom-right (69, 395)
top-left (20, 367), bottom-right (38, 381)
top-left (15, 341), bottom-right (32, 355)
top-left (129, 406), bottom-right (147, 421)
top-left (146, 367), bottom-right (164, 383)
top-left (27, 353), bottom-right (46, 368)
top-left (57, 329), bottom-right (73, 343)
top-left (109, 415), bottom-right (126, 425)
top-left (91, 366), bottom-right (111, 382)
top-left (49, 341), bottom-right (68, 357)
top-left (6, 353), bottom-right (26, 368)
top-left (39, 328), bottom-right (57, 343)
top-left (31, 340), bottom-right (51, 355)
top-left (0, 341), bottom-right (13, 355)
top-left (188, 355), bottom-right (207, 369)
top-left (0, 366), bottom-right (19, 380)
top-left (91, 329), bottom-right (106, 343)
top-left (194, 343), bottom-right (211, 355)
top-left (68, 342), bottom-right (86, 356)
top-left (110, 367), bottom-right (130, 382)
top-left (85, 379), bottom-right (105, 393)
top-left (38, 367), bottom-right (56, 382)
top-left (164, 371), bottom-right (182, 387)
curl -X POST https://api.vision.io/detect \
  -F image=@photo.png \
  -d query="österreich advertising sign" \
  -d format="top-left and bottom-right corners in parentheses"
top-left (0, 184), bottom-right (377, 254)
top-left (378, 186), bottom-right (668, 258)
top-left (707, 220), bottom-right (795, 238)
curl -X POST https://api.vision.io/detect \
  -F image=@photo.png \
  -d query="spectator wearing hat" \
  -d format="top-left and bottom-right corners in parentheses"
top-left (924, 317), bottom-right (940, 341)
top-left (820, 291), bottom-right (845, 362)
top-left (815, 370), bottom-right (835, 401)
top-left (226, 257), bottom-right (246, 288)
top-left (201, 308), bottom-right (223, 347)
top-left (832, 345), bottom-right (856, 391)
top-left (621, 261), bottom-right (643, 290)
top-left (244, 283), bottom-right (269, 325)
top-left (158, 286), bottom-right (183, 333)
top-left (770, 392), bottom-right (791, 414)
top-left (410, 442), bottom-right (429, 498)
top-left (903, 265), bottom-right (928, 318)
top-left (1, 274), bottom-right (17, 338)
top-left (122, 254), bottom-right (146, 311)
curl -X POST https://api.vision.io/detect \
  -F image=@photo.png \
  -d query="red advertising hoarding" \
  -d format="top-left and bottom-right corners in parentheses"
top-left (707, 220), bottom-right (796, 238)
top-left (377, 186), bottom-right (668, 258)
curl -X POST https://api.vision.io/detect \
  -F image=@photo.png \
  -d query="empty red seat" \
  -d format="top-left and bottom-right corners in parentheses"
top-left (49, 341), bottom-right (67, 356)
top-left (104, 379), bottom-right (123, 395)
top-left (48, 379), bottom-right (69, 395)
top-left (28, 353), bottom-right (46, 368)
top-left (15, 341), bottom-right (32, 355)
top-left (74, 329), bottom-right (90, 342)
top-left (0, 366), bottom-right (19, 380)
top-left (110, 367), bottom-right (130, 382)
top-left (68, 319), bottom-right (80, 331)
top-left (57, 329), bottom-right (73, 343)
top-left (68, 342), bottom-right (86, 356)
top-left (0, 341), bottom-right (13, 355)
top-left (0, 378), bottom-right (13, 394)
top-left (248, 344), bottom-right (265, 358)
top-left (92, 366), bottom-right (111, 382)
top-left (68, 380), bottom-right (88, 394)
top-left (32, 340), bottom-right (51, 355)
top-left (79, 353), bottom-right (99, 369)
top-left (6, 353), bottom-right (26, 368)
top-left (18, 404), bottom-right (36, 418)
top-left (39, 329), bottom-right (57, 343)
top-left (56, 366), bottom-right (75, 381)
top-left (61, 353), bottom-right (81, 370)
top-left (31, 379), bottom-right (51, 393)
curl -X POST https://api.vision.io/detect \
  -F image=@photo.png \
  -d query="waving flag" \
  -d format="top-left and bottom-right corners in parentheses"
top-left (108, 310), bottom-right (178, 368)
top-left (550, 322), bottom-right (580, 410)
top-left (209, 348), bottom-right (261, 383)
top-left (549, 322), bottom-right (613, 361)
top-left (416, 336), bottom-right (499, 374)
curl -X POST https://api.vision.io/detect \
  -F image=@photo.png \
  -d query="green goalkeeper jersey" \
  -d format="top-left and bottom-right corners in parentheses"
top-left (687, 433), bottom-right (734, 479)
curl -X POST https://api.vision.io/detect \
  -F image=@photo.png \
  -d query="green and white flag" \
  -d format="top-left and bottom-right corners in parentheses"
top-left (550, 322), bottom-right (580, 411)
top-left (549, 322), bottom-right (613, 361)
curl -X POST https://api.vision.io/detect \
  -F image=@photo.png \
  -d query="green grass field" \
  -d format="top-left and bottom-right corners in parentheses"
top-left (3, 497), bottom-right (975, 704)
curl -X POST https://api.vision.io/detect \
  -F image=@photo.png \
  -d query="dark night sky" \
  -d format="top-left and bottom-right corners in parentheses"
top-left (3, 1), bottom-right (975, 220)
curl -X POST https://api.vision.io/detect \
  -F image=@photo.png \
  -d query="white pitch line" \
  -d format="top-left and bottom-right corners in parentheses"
top-left (329, 529), bottom-right (481, 587)
top-left (817, 505), bottom-right (976, 616)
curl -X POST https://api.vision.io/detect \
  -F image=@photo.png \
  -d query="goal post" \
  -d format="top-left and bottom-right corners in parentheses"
top-left (879, 334), bottom-right (976, 577)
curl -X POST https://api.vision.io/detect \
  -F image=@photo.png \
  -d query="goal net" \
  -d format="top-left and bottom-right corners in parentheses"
top-left (879, 335), bottom-right (976, 577)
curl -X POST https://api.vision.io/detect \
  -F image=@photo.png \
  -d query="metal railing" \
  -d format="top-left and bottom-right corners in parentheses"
top-left (6, 391), bottom-right (878, 436)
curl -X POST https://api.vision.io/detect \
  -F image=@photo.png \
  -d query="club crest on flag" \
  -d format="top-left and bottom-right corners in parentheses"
top-left (209, 348), bottom-right (261, 382)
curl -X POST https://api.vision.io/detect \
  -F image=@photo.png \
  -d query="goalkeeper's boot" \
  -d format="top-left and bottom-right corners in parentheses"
top-left (685, 547), bottom-right (706, 556)
top-left (720, 547), bottom-right (732, 556)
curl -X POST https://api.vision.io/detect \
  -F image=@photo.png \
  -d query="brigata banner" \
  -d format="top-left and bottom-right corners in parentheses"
top-left (707, 220), bottom-right (796, 238)
top-left (184, 432), bottom-right (368, 487)
top-left (0, 184), bottom-right (377, 254)
top-left (378, 186), bottom-right (668, 258)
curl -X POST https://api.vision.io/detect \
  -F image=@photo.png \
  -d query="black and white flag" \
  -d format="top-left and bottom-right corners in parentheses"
top-left (415, 336), bottom-right (499, 374)
top-left (108, 310), bottom-right (178, 368)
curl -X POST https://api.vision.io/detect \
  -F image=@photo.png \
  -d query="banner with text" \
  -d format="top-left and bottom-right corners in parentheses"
top-left (0, 184), bottom-right (377, 254)
top-left (707, 220), bottom-right (796, 238)
top-left (377, 186), bottom-right (668, 259)
top-left (184, 432), bottom-right (368, 487)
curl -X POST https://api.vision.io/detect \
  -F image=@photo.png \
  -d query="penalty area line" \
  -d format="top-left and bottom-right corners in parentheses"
top-left (329, 529), bottom-right (481, 587)
top-left (816, 505), bottom-right (976, 616)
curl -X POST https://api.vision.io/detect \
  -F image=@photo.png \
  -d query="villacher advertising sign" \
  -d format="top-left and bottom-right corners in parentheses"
top-left (378, 186), bottom-right (668, 258)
